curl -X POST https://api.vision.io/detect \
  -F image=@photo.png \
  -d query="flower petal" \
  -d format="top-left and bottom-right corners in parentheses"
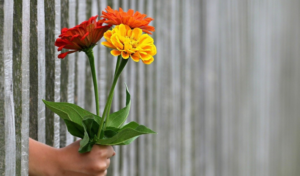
top-left (102, 6), bottom-right (155, 34)
top-left (121, 51), bottom-right (130, 59)
top-left (101, 41), bottom-right (116, 49)
top-left (131, 28), bottom-right (142, 40)
top-left (58, 51), bottom-right (76, 59)
top-left (111, 50), bottom-right (121, 56)
top-left (142, 57), bottom-right (154, 64)
top-left (131, 52), bottom-right (140, 62)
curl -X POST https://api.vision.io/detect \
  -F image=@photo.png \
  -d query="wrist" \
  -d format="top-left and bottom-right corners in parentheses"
top-left (44, 148), bottom-right (62, 176)
top-left (29, 139), bottom-right (62, 176)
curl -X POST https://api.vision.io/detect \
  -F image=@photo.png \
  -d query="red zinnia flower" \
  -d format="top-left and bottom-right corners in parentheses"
top-left (55, 15), bottom-right (111, 59)
top-left (101, 6), bottom-right (155, 35)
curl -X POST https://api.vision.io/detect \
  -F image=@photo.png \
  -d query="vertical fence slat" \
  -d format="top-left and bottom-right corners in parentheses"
top-left (220, 1), bottom-right (232, 176)
top-left (169, 0), bottom-right (180, 175)
top-left (13, 0), bottom-right (23, 175)
top-left (137, 2), bottom-right (145, 176)
top-left (20, 0), bottom-right (30, 175)
top-left (84, 0), bottom-right (95, 114)
top-left (36, 0), bottom-right (46, 143)
top-left (146, 1), bottom-right (154, 176)
top-left (3, 0), bottom-right (15, 175)
top-left (118, 1), bottom-right (128, 175)
top-left (76, 0), bottom-right (86, 109)
top-left (45, 0), bottom-right (60, 147)
top-left (54, 0), bottom-right (62, 148)
top-left (203, 1), bottom-right (219, 176)
top-left (192, 0), bottom-right (203, 175)
top-left (29, 0), bottom-right (38, 141)
top-left (111, 1), bottom-right (120, 176)
top-left (59, 0), bottom-right (69, 148)
top-left (183, 0), bottom-right (192, 175)
top-left (0, 0), bottom-right (4, 173)
top-left (128, 1), bottom-right (137, 175)
top-left (65, 0), bottom-right (77, 145)
top-left (154, 0), bottom-right (162, 175)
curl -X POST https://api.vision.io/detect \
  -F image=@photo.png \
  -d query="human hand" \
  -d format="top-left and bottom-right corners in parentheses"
top-left (29, 138), bottom-right (115, 176)
top-left (58, 140), bottom-right (115, 176)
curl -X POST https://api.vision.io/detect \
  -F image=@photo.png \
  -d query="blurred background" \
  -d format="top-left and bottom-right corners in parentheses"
top-left (1, 0), bottom-right (300, 176)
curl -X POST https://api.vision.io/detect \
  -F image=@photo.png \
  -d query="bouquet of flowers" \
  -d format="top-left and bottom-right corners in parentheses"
top-left (43, 6), bottom-right (156, 153)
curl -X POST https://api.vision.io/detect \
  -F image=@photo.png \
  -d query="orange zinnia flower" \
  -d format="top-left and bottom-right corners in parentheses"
top-left (101, 6), bottom-right (155, 35)
top-left (55, 15), bottom-right (111, 59)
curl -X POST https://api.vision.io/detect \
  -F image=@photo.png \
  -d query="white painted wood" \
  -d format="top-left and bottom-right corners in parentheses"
top-left (76, 1), bottom-right (86, 109)
top-left (65, 0), bottom-right (77, 146)
top-left (21, 0), bottom-right (31, 175)
top-left (53, 0), bottom-right (61, 149)
top-left (128, 1), bottom-right (137, 176)
top-left (145, 1), bottom-right (154, 176)
top-left (3, 0), bottom-right (15, 175)
top-left (154, 1), bottom-right (163, 175)
top-left (169, 0), bottom-right (180, 175)
top-left (37, 0), bottom-right (46, 143)
top-left (119, 2), bottom-right (129, 176)
top-left (111, 1), bottom-right (120, 176)
top-left (137, 1), bottom-right (146, 176)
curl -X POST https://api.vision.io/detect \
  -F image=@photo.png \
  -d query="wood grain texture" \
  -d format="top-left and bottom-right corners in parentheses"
top-left (3, 0), bottom-right (15, 175)
top-left (20, 0), bottom-right (30, 175)
top-left (0, 0), bottom-right (5, 175)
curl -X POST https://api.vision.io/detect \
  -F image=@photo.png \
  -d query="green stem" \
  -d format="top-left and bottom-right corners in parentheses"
top-left (97, 56), bottom-right (128, 138)
top-left (85, 48), bottom-right (100, 116)
top-left (104, 56), bottom-right (122, 130)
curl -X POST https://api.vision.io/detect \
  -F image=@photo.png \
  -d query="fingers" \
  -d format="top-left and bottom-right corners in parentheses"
top-left (88, 145), bottom-right (115, 176)
top-left (107, 146), bottom-right (115, 158)
top-left (94, 145), bottom-right (115, 158)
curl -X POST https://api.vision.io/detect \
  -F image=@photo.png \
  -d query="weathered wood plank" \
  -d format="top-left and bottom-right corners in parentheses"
top-left (20, 0), bottom-right (30, 175)
top-left (117, 1), bottom-right (129, 175)
top-left (145, 1), bottom-right (154, 176)
top-left (137, 2), bottom-right (146, 176)
top-left (111, 1), bottom-right (120, 175)
top-left (45, 0), bottom-right (60, 147)
top-left (29, 0), bottom-right (38, 141)
top-left (3, 0), bottom-right (15, 175)
top-left (154, 0), bottom-right (162, 175)
top-left (191, 0), bottom-right (203, 175)
top-left (76, 0), bottom-right (86, 110)
top-left (84, 0), bottom-right (95, 114)
top-left (12, 0), bottom-right (30, 175)
top-left (127, 1), bottom-right (137, 175)
top-left (0, 0), bottom-right (6, 175)
top-left (59, 0), bottom-right (69, 148)
top-left (169, 0), bottom-right (180, 175)
top-left (64, 0), bottom-right (77, 146)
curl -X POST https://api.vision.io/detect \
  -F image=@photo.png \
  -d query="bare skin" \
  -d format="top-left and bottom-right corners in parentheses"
top-left (29, 138), bottom-right (115, 176)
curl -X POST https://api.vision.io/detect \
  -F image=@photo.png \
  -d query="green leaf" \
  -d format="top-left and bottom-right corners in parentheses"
top-left (116, 137), bottom-right (139, 145)
top-left (96, 121), bottom-right (156, 145)
top-left (78, 115), bottom-right (101, 153)
top-left (106, 87), bottom-right (131, 128)
top-left (43, 100), bottom-right (95, 126)
top-left (64, 119), bottom-right (84, 138)
top-left (78, 127), bottom-right (93, 153)
top-left (104, 127), bottom-right (120, 138)
top-left (82, 115), bottom-right (100, 136)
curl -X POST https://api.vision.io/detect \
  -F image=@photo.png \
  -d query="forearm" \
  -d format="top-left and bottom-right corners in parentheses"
top-left (29, 138), bottom-right (60, 176)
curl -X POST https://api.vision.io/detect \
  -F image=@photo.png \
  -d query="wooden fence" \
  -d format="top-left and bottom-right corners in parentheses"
top-left (1, 0), bottom-right (300, 176)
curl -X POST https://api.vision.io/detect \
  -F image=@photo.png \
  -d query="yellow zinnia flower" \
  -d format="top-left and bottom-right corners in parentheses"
top-left (101, 24), bottom-right (156, 64)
